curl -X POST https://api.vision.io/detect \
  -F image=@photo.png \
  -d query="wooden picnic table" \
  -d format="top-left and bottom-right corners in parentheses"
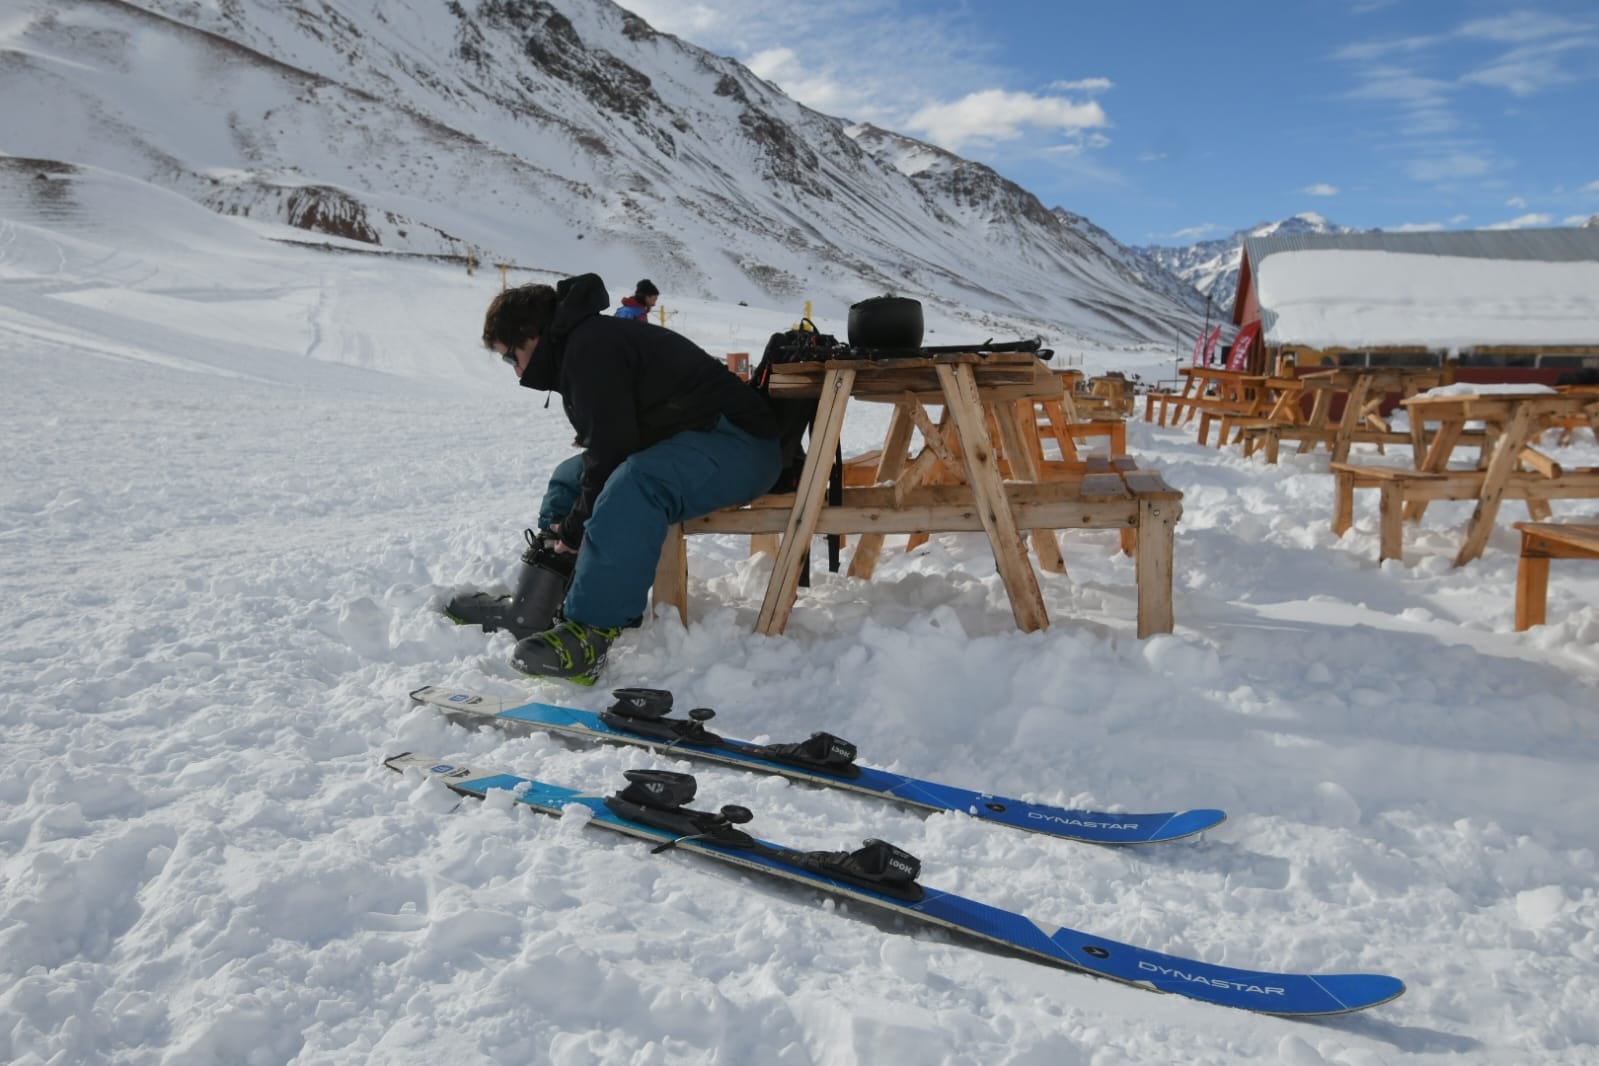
top-left (652, 352), bottom-right (1183, 638)
top-left (1236, 366), bottom-right (1452, 463)
top-left (1147, 367), bottom-right (1269, 442)
top-left (1331, 390), bottom-right (1599, 565)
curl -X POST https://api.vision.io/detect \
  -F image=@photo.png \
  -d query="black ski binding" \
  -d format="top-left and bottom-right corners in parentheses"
top-left (759, 731), bottom-right (861, 779)
top-left (801, 838), bottom-right (924, 902)
top-left (600, 689), bottom-right (724, 747)
top-left (604, 770), bottom-right (754, 852)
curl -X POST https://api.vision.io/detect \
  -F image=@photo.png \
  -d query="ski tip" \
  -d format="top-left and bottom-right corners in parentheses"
top-left (1152, 808), bottom-right (1228, 842)
top-left (1295, 973), bottom-right (1407, 1015)
top-left (408, 685), bottom-right (438, 702)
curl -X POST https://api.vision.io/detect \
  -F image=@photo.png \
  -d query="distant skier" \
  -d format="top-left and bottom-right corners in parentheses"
top-left (614, 278), bottom-right (659, 320)
top-left (462, 273), bottom-right (780, 684)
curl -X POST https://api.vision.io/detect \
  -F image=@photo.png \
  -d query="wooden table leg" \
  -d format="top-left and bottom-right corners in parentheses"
top-left (937, 363), bottom-right (1049, 632)
top-left (1042, 398), bottom-right (1079, 461)
top-left (1331, 378), bottom-right (1372, 464)
top-left (846, 402), bottom-right (918, 580)
top-left (651, 523), bottom-right (689, 624)
top-left (993, 402), bottom-right (1065, 574)
top-left (1379, 482), bottom-right (1404, 561)
top-left (755, 367), bottom-right (856, 634)
top-left (1135, 496), bottom-right (1177, 637)
top-left (1406, 419), bottom-right (1462, 522)
top-left (1297, 390), bottom-right (1334, 454)
top-left (1455, 405), bottom-right (1535, 566)
top-left (1109, 419), bottom-right (1127, 457)
top-left (1332, 467), bottom-right (1354, 537)
top-left (1515, 530), bottom-right (1551, 630)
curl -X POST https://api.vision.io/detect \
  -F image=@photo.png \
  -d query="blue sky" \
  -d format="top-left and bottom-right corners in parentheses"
top-left (625, 0), bottom-right (1599, 247)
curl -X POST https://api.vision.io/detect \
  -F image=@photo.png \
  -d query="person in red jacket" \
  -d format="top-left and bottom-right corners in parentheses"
top-left (614, 278), bottom-right (659, 320)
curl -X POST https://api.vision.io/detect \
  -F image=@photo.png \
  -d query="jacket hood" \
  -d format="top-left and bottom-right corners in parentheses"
top-left (520, 273), bottom-right (610, 391)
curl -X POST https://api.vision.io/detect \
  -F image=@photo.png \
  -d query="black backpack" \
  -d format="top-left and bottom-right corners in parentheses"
top-left (749, 320), bottom-right (847, 574)
top-left (749, 320), bottom-right (843, 494)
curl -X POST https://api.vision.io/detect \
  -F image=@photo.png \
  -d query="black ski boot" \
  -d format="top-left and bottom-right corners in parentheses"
top-left (445, 529), bottom-right (575, 641)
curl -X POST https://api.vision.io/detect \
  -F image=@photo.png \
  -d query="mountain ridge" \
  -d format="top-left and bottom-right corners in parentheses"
top-left (0, 0), bottom-right (1207, 349)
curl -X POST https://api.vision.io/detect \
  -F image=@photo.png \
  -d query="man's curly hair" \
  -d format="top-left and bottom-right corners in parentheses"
top-left (482, 284), bottom-right (558, 351)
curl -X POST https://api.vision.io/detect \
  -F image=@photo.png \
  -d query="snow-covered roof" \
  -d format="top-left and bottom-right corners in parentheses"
top-left (1246, 229), bottom-right (1599, 350)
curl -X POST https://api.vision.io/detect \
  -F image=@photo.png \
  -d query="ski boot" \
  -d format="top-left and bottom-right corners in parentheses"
top-left (510, 620), bottom-right (622, 686)
top-left (445, 528), bottom-right (574, 641)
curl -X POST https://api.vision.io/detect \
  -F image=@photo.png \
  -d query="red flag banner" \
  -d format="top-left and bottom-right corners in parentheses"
top-left (1225, 321), bottom-right (1261, 371)
top-left (1202, 326), bottom-right (1223, 365)
top-left (1190, 328), bottom-right (1208, 365)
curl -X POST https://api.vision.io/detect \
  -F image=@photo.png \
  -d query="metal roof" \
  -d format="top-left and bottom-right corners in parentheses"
top-left (1242, 227), bottom-right (1599, 268)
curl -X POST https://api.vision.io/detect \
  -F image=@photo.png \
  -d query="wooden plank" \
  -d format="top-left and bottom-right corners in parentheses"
top-left (651, 524), bottom-right (689, 624)
top-left (1514, 544), bottom-right (1551, 630)
top-left (1379, 482), bottom-right (1404, 561)
top-left (937, 362), bottom-right (1049, 632)
top-left (904, 400), bottom-right (959, 468)
top-left (1135, 495), bottom-right (1178, 637)
top-left (755, 367), bottom-right (856, 634)
top-left (1518, 446), bottom-right (1562, 479)
top-left (1455, 403), bottom-right (1536, 566)
top-left (1122, 471), bottom-right (1183, 499)
top-left (1080, 474), bottom-right (1130, 499)
top-left (847, 402), bottom-right (919, 581)
top-left (993, 401), bottom-right (1066, 574)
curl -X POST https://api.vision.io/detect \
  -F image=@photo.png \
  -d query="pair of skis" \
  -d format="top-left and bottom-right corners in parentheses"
top-left (392, 686), bottom-right (1405, 1016)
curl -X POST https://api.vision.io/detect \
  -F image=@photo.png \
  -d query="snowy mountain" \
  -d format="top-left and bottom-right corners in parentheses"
top-left (0, 0), bottom-right (1207, 349)
top-left (1141, 212), bottom-right (1358, 315)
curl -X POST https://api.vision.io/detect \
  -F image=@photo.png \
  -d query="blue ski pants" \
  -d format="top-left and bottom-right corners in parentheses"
top-left (540, 417), bottom-right (781, 629)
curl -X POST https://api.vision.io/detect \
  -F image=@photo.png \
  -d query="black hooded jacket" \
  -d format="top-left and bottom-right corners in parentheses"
top-left (520, 273), bottom-right (779, 545)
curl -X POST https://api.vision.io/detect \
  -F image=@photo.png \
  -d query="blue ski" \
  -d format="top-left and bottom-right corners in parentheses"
top-left (385, 753), bottom-right (1404, 1016)
top-left (409, 685), bottom-right (1225, 846)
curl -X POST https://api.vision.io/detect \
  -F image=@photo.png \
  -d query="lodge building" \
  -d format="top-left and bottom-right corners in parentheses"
top-left (1229, 228), bottom-right (1599, 385)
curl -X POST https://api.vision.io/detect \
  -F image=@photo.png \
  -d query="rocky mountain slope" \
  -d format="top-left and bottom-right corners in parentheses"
top-left (0, 0), bottom-right (1208, 348)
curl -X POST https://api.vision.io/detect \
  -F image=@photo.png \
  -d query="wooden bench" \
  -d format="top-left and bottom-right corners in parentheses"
top-left (1512, 522), bottom-right (1599, 630)
top-left (654, 456), bottom-right (1184, 638)
top-left (1330, 462), bottom-right (1599, 562)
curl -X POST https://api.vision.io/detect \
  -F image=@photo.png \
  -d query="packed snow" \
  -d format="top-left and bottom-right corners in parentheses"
top-left (3, 166), bottom-right (1599, 1066)
top-left (1257, 248), bottom-right (1599, 350)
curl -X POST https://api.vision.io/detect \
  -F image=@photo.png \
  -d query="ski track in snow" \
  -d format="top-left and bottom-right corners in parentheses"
top-left (2, 179), bottom-right (1598, 1066)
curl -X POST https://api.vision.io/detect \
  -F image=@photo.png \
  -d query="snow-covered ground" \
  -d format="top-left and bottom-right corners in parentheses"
top-left (3, 168), bottom-right (1598, 1066)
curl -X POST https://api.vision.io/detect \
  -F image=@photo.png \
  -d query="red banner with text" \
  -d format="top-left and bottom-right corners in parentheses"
top-left (1225, 322), bottom-right (1261, 371)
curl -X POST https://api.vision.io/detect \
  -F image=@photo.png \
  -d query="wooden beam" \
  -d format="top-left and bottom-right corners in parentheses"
top-left (937, 362), bottom-right (1049, 632)
top-left (755, 367), bottom-right (856, 634)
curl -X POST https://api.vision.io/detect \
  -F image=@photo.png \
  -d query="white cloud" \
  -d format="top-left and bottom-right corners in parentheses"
top-left (1457, 12), bottom-right (1592, 43)
top-left (1564, 214), bottom-right (1595, 225)
top-left (1450, 214), bottom-right (1471, 223)
top-left (1585, 180), bottom-right (1599, 194)
top-left (1485, 213), bottom-right (1554, 230)
top-left (1170, 224), bottom-right (1221, 240)
top-left (1506, 196), bottom-right (1527, 208)
top-left (1392, 222), bottom-right (1447, 232)
top-left (1303, 183), bottom-right (1339, 197)
top-left (620, 0), bottom-right (724, 37)
top-left (1048, 78), bottom-right (1113, 94)
top-left (741, 47), bottom-right (901, 123)
top-left (1404, 153), bottom-right (1493, 183)
top-left (906, 90), bottom-right (1108, 152)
